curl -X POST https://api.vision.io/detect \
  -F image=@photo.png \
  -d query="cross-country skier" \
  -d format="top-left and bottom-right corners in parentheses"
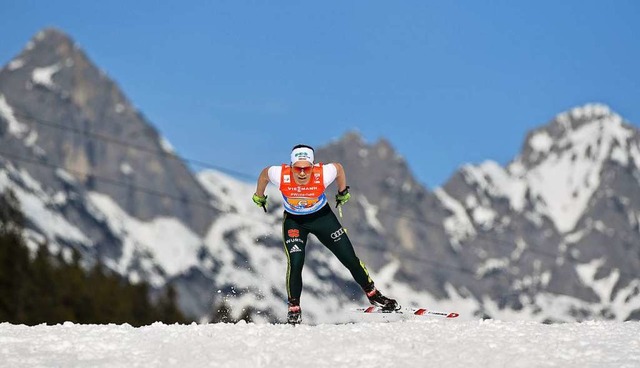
top-left (252, 144), bottom-right (399, 324)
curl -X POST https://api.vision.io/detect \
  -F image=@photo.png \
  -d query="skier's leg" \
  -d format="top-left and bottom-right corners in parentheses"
top-left (282, 213), bottom-right (309, 306)
top-left (311, 207), bottom-right (373, 291)
top-left (311, 206), bottom-right (399, 310)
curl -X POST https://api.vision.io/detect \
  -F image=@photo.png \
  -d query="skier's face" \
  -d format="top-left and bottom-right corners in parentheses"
top-left (291, 162), bottom-right (312, 183)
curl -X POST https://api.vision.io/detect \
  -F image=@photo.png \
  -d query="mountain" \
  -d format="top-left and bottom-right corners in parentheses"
top-left (442, 104), bottom-right (640, 320)
top-left (306, 109), bottom-right (640, 321)
top-left (1, 28), bottom-right (639, 323)
top-left (0, 28), bottom-right (217, 302)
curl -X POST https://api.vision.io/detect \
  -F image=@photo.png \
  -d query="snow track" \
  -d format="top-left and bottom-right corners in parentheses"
top-left (1, 320), bottom-right (639, 367)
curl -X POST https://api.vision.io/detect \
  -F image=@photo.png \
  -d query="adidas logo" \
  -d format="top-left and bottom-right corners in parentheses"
top-left (290, 244), bottom-right (302, 253)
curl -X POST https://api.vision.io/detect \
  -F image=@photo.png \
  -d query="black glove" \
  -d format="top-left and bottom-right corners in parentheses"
top-left (335, 186), bottom-right (351, 207)
top-left (252, 193), bottom-right (268, 212)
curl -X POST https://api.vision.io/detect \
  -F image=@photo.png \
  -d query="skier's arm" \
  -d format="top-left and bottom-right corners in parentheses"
top-left (331, 163), bottom-right (350, 208)
top-left (255, 167), bottom-right (270, 197)
top-left (333, 163), bottom-right (348, 192)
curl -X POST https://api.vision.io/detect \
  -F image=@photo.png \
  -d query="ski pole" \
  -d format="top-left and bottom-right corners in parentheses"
top-left (337, 205), bottom-right (347, 234)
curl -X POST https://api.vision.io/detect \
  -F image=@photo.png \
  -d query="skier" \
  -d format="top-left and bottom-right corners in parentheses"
top-left (252, 144), bottom-right (399, 324)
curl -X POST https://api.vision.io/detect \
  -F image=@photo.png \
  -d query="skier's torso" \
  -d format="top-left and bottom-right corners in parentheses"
top-left (268, 163), bottom-right (337, 215)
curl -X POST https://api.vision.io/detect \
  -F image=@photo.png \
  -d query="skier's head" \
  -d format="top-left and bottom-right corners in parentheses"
top-left (290, 144), bottom-right (314, 166)
top-left (290, 144), bottom-right (314, 182)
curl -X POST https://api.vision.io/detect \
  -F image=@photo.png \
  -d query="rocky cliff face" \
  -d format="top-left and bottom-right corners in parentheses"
top-left (2, 29), bottom-right (639, 323)
top-left (0, 28), bottom-right (215, 236)
top-left (434, 104), bottom-right (640, 319)
top-left (0, 29), bottom-right (216, 300)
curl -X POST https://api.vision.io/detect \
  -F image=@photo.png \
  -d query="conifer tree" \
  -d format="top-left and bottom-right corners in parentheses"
top-left (0, 189), bottom-right (190, 325)
top-left (211, 300), bottom-right (233, 323)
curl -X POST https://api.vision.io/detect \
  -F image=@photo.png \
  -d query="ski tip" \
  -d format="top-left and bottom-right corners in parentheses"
top-left (413, 309), bottom-right (459, 318)
top-left (356, 306), bottom-right (460, 318)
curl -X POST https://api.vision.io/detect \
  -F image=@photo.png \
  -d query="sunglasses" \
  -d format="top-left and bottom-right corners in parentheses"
top-left (292, 165), bottom-right (312, 174)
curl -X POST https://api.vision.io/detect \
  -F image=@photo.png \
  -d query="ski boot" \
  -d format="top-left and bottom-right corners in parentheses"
top-left (366, 287), bottom-right (400, 311)
top-left (287, 305), bottom-right (302, 325)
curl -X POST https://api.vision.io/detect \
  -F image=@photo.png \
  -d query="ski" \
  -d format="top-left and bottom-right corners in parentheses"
top-left (356, 306), bottom-right (459, 318)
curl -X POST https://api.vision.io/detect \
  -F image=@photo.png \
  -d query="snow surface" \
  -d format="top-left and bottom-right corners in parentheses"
top-left (160, 136), bottom-right (175, 154)
top-left (23, 130), bottom-right (38, 147)
top-left (0, 166), bottom-right (91, 249)
top-left (476, 257), bottom-right (510, 278)
top-left (529, 130), bottom-right (553, 152)
top-left (576, 258), bottom-right (619, 304)
top-left (574, 258), bottom-right (640, 318)
top-left (32, 63), bottom-right (62, 89)
top-left (525, 111), bottom-right (633, 233)
top-left (434, 188), bottom-right (475, 250)
top-left (0, 94), bottom-right (29, 138)
top-left (55, 168), bottom-right (77, 185)
top-left (0, 321), bottom-right (639, 368)
top-left (197, 170), bottom-right (281, 214)
top-left (7, 58), bottom-right (25, 71)
top-left (87, 192), bottom-right (203, 284)
top-left (120, 162), bottom-right (133, 176)
top-left (461, 161), bottom-right (527, 212)
top-left (569, 103), bottom-right (611, 121)
top-left (357, 195), bottom-right (385, 233)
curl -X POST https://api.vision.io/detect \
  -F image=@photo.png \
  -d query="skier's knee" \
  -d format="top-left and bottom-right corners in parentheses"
top-left (289, 258), bottom-right (305, 272)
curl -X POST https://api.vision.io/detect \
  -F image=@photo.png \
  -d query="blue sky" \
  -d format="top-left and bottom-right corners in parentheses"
top-left (1, 1), bottom-right (639, 188)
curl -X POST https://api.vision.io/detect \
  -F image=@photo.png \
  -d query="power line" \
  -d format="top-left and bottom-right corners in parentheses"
top-left (1, 148), bottom-right (636, 308)
top-left (369, 205), bottom-right (640, 281)
top-left (3, 150), bottom-right (479, 284)
top-left (3, 108), bottom-right (637, 316)
top-left (3, 112), bottom-right (637, 285)
top-left (0, 148), bottom-right (487, 279)
top-left (0, 149), bottom-right (216, 211)
top-left (12, 111), bottom-right (257, 181)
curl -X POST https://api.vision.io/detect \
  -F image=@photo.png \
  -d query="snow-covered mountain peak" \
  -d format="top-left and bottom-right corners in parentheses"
top-left (29, 28), bottom-right (77, 57)
top-left (556, 103), bottom-right (615, 128)
top-left (34, 27), bottom-right (72, 43)
top-left (326, 131), bottom-right (406, 163)
top-left (3, 27), bottom-right (136, 122)
top-left (7, 27), bottom-right (77, 73)
top-left (459, 161), bottom-right (528, 213)
top-left (339, 130), bottom-right (366, 144)
top-left (449, 103), bottom-right (639, 234)
top-left (519, 104), bottom-right (633, 169)
top-left (516, 104), bottom-right (637, 186)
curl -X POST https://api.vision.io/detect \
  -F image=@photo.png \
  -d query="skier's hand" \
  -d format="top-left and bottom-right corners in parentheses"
top-left (252, 193), bottom-right (268, 212)
top-left (335, 186), bottom-right (350, 207)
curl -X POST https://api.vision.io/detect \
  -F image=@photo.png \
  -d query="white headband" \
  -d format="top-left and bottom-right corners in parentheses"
top-left (291, 147), bottom-right (314, 165)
